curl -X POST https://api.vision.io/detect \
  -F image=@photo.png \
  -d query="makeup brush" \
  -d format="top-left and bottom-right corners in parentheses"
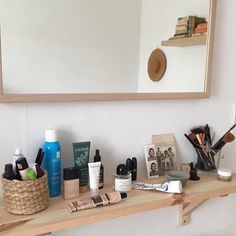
top-left (187, 133), bottom-right (204, 150)
top-left (191, 127), bottom-right (204, 142)
top-left (191, 127), bottom-right (205, 144)
top-left (212, 132), bottom-right (235, 151)
top-left (35, 148), bottom-right (43, 167)
top-left (191, 128), bottom-right (208, 157)
top-left (228, 123), bottom-right (236, 133)
top-left (184, 134), bottom-right (199, 148)
top-left (204, 124), bottom-right (212, 145)
top-left (191, 127), bottom-right (204, 133)
top-left (35, 148), bottom-right (42, 162)
top-left (212, 123), bottom-right (236, 150)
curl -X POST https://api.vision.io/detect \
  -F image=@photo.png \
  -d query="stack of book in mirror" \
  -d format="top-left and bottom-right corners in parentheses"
top-left (169, 16), bottom-right (207, 40)
top-left (193, 22), bottom-right (208, 36)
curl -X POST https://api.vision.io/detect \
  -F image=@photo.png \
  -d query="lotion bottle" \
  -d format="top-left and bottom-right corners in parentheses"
top-left (43, 129), bottom-right (61, 197)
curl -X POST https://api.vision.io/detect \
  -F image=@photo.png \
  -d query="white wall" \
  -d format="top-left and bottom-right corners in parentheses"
top-left (138, 0), bottom-right (209, 92)
top-left (1, 0), bottom-right (236, 235)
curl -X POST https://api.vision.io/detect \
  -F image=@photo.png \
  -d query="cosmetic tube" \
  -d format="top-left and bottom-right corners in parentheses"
top-left (73, 142), bottom-right (90, 192)
top-left (132, 181), bottom-right (182, 193)
top-left (30, 163), bottom-right (44, 178)
top-left (88, 162), bottom-right (101, 196)
top-left (67, 191), bottom-right (127, 213)
top-left (26, 168), bottom-right (37, 181)
top-left (16, 157), bottom-right (29, 180)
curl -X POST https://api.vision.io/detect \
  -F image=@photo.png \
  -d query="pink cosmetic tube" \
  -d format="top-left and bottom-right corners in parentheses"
top-left (67, 191), bottom-right (127, 213)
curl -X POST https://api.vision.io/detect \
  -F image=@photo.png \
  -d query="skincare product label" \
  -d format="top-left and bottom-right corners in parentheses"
top-left (115, 178), bottom-right (131, 192)
top-left (57, 151), bottom-right (61, 159)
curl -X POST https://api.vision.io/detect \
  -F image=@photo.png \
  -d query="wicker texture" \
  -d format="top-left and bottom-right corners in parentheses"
top-left (1, 172), bottom-right (49, 215)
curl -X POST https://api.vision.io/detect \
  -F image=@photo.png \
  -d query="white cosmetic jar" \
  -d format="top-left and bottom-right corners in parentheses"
top-left (217, 168), bottom-right (232, 182)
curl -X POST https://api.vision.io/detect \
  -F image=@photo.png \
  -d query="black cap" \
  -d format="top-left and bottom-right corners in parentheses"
top-left (131, 157), bottom-right (137, 170)
top-left (63, 167), bottom-right (79, 180)
top-left (131, 157), bottom-right (137, 181)
top-left (120, 192), bottom-right (127, 199)
top-left (116, 164), bottom-right (128, 175)
top-left (4, 164), bottom-right (15, 180)
top-left (94, 149), bottom-right (101, 162)
top-left (16, 157), bottom-right (29, 171)
top-left (126, 158), bottom-right (132, 172)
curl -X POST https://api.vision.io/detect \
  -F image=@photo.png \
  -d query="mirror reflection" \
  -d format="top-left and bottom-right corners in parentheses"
top-left (0, 0), bottom-right (212, 95)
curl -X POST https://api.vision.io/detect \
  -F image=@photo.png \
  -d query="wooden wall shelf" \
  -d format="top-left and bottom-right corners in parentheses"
top-left (1, 174), bottom-right (236, 236)
top-left (161, 35), bottom-right (207, 46)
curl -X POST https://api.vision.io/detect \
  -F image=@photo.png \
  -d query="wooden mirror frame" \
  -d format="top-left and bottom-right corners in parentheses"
top-left (0, 0), bottom-right (216, 103)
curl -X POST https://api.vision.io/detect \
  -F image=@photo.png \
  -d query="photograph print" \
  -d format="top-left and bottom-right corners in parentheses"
top-left (152, 133), bottom-right (177, 175)
top-left (144, 144), bottom-right (161, 178)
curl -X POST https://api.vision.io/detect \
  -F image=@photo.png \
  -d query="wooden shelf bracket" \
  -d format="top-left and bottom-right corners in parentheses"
top-left (179, 200), bottom-right (208, 225)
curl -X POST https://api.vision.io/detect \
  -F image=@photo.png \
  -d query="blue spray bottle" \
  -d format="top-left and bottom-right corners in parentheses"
top-left (43, 129), bottom-right (61, 197)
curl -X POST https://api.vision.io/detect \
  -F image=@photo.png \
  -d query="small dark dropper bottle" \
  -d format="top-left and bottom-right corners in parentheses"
top-left (94, 149), bottom-right (104, 189)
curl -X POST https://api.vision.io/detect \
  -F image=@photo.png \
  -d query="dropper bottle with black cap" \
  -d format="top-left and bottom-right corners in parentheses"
top-left (94, 149), bottom-right (104, 189)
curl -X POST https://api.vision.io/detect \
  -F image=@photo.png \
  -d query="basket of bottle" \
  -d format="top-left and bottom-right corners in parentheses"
top-left (1, 171), bottom-right (49, 215)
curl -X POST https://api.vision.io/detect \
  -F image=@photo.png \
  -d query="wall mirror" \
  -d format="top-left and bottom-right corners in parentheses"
top-left (0, 0), bottom-right (216, 102)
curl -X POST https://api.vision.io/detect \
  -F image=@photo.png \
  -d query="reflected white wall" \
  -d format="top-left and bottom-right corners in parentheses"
top-left (138, 0), bottom-right (209, 92)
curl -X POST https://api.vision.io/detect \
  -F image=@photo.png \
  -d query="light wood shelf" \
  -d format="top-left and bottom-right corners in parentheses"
top-left (161, 35), bottom-right (207, 46)
top-left (1, 174), bottom-right (236, 236)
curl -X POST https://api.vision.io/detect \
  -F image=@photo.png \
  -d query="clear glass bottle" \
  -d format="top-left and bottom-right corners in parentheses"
top-left (114, 164), bottom-right (131, 192)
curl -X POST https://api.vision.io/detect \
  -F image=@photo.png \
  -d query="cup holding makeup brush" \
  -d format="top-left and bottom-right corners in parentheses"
top-left (194, 145), bottom-right (216, 171)
top-left (185, 124), bottom-right (236, 172)
top-left (188, 127), bottom-right (216, 170)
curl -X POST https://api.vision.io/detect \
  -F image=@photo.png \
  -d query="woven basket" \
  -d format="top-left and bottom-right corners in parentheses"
top-left (1, 171), bottom-right (49, 215)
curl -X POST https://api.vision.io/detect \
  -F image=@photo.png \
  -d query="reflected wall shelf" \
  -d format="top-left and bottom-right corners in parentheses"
top-left (161, 35), bottom-right (207, 46)
top-left (1, 174), bottom-right (236, 236)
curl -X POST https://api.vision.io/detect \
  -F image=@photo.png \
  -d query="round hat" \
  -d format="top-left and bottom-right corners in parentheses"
top-left (147, 48), bottom-right (167, 82)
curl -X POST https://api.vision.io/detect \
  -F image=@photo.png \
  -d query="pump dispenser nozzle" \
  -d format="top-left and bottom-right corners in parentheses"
top-left (94, 149), bottom-right (101, 162)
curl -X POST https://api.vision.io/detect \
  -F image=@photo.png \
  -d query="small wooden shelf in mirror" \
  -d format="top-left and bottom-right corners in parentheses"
top-left (161, 35), bottom-right (207, 47)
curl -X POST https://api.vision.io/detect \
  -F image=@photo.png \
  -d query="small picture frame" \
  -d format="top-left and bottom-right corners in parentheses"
top-left (152, 133), bottom-right (177, 176)
top-left (144, 144), bottom-right (161, 178)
